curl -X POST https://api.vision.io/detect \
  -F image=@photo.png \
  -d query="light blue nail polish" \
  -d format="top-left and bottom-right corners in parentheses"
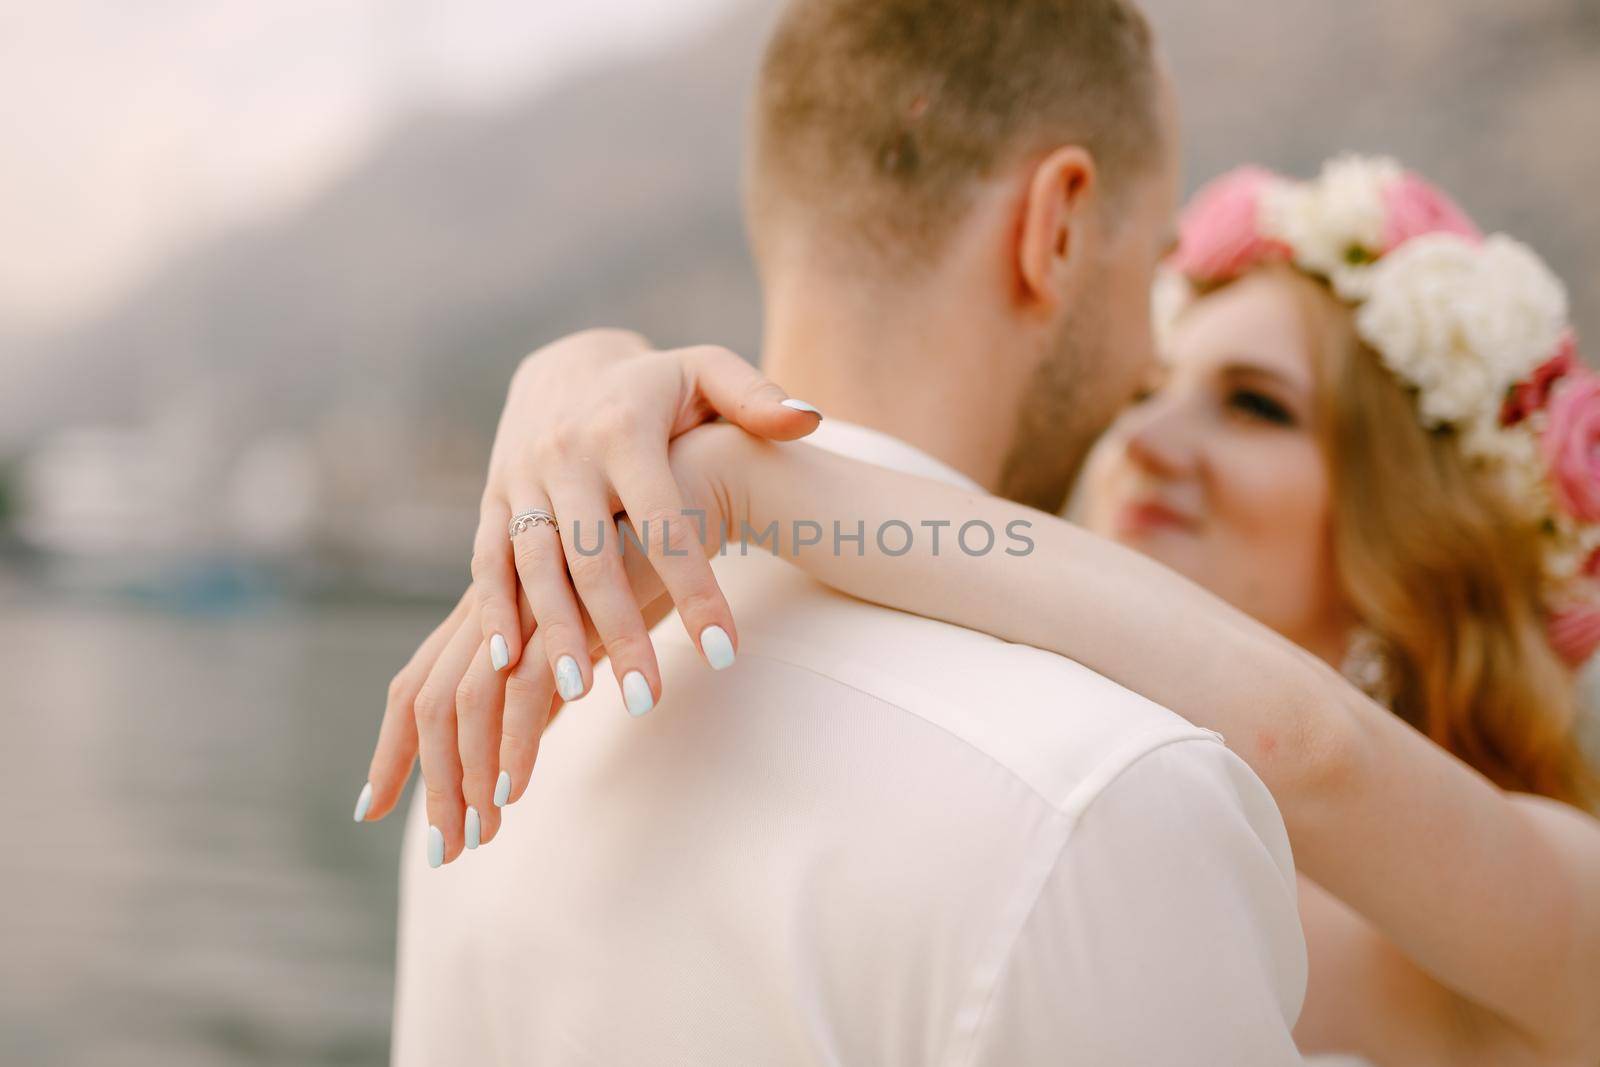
top-left (494, 771), bottom-right (511, 807)
top-left (622, 671), bottom-right (654, 716)
top-left (352, 782), bottom-right (373, 822)
top-left (489, 633), bottom-right (510, 671)
top-left (700, 625), bottom-right (735, 671)
top-left (465, 807), bottom-right (481, 850)
top-left (781, 398), bottom-right (822, 417)
top-left (427, 825), bottom-right (445, 868)
top-left (555, 655), bottom-right (584, 702)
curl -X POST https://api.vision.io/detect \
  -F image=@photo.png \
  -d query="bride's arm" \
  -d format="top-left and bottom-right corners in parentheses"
top-left (692, 427), bottom-right (1600, 1062)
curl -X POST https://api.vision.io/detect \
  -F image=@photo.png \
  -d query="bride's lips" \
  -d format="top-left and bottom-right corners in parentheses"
top-left (1114, 498), bottom-right (1199, 537)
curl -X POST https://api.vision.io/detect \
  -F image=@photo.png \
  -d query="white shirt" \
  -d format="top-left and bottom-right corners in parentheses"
top-left (393, 421), bottom-right (1308, 1066)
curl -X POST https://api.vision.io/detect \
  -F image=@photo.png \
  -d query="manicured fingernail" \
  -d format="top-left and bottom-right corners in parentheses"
top-left (489, 633), bottom-right (510, 671)
top-left (494, 770), bottom-right (511, 807)
top-left (781, 398), bottom-right (822, 417)
top-left (464, 807), bottom-right (481, 850)
top-left (700, 625), bottom-right (735, 670)
top-left (622, 671), bottom-right (654, 716)
top-left (352, 781), bottom-right (373, 822)
top-left (555, 655), bottom-right (584, 701)
top-left (426, 825), bottom-right (445, 868)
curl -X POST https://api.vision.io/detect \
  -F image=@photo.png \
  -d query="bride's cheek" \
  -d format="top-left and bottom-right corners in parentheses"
top-left (1074, 447), bottom-right (1123, 533)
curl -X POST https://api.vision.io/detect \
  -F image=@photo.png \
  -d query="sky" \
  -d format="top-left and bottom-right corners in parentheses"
top-left (0, 0), bottom-right (740, 332)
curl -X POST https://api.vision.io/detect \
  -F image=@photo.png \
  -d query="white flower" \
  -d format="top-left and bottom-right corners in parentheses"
top-left (1355, 233), bottom-right (1568, 427)
top-left (1261, 155), bottom-right (1401, 290)
top-left (1150, 268), bottom-right (1193, 362)
top-left (1543, 518), bottom-right (1600, 590)
top-left (1459, 416), bottom-right (1548, 519)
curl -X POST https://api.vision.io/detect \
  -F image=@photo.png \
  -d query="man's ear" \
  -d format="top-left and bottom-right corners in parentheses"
top-left (1016, 146), bottom-right (1098, 309)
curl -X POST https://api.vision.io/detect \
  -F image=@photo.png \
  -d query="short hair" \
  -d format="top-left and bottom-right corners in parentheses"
top-left (749, 0), bottom-right (1164, 270)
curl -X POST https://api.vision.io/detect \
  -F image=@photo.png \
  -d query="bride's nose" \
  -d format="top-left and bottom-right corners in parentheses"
top-left (1124, 404), bottom-right (1199, 480)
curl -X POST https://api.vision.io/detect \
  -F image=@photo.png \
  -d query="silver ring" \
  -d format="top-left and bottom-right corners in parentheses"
top-left (508, 508), bottom-right (558, 539)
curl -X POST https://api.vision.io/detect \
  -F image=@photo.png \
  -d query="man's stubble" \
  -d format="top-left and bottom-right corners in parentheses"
top-left (995, 286), bottom-right (1123, 514)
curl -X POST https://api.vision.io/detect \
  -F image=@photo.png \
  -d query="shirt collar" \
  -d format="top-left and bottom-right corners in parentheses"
top-left (802, 419), bottom-right (985, 494)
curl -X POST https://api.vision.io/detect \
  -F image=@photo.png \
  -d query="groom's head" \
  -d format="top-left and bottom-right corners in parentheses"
top-left (746, 0), bottom-right (1179, 511)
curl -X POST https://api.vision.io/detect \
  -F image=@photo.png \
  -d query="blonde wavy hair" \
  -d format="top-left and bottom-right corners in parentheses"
top-left (1274, 266), bottom-right (1598, 808)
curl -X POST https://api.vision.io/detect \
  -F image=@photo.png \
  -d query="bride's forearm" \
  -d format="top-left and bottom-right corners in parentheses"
top-left (709, 432), bottom-right (1600, 1054)
top-left (721, 434), bottom-right (1353, 816)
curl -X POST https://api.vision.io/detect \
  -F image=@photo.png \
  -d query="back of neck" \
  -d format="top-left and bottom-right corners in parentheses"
top-left (757, 270), bottom-right (1023, 494)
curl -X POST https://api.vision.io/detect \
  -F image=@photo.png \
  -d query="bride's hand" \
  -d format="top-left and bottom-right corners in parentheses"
top-left (470, 329), bottom-right (818, 700)
top-left (357, 327), bottom-right (813, 863)
top-left (358, 421), bottom-right (755, 864)
top-left (485, 422), bottom-right (754, 811)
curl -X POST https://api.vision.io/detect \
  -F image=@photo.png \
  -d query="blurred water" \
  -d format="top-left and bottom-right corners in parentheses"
top-left (0, 594), bottom-right (445, 1066)
top-left (2, 588), bottom-right (1595, 1067)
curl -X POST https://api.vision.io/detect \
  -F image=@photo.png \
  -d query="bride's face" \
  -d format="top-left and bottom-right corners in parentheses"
top-left (1081, 271), bottom-right (1348, 653)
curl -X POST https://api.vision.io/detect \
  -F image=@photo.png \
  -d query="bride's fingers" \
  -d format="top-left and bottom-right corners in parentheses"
top-left (681, 344), bottom-right (821, 440)
top-left (453, 642), bottom-right (507, 849)
top-left (411, 613), bottom-right (482, 867)
top-left (362, 590), bottom-right (471, 822)
top-left (471, 498), bottom-right (522, 674)
top-left (498, 628), bottom-right (561, 808)
top-left (498, 545), bottom-right (672, 811)
top-left (548, 477), bottom-right (662, 717)
top-left (509, 486), bottom-right (591, 706)
top-left (609, 445), bottom-right (737, 672)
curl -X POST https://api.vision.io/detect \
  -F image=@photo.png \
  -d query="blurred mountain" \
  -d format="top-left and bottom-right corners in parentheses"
top-left (5, 2), bottom-right (779, 452)
top-left (1, 2), bottom-right (781, 591)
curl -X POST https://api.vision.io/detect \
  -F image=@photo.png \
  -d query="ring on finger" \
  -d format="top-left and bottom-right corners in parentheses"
top-left (508, 508), bottom-right (559, 539)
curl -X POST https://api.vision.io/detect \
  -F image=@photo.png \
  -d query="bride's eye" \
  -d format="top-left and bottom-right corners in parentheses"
top-left (1129, 373), bottom-right (1166, 405)
top-left (1228, 388), bottom-right (1295, 426)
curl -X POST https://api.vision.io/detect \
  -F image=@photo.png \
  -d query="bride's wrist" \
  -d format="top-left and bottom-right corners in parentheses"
top-left (668, 421), bottom-right (757, 548)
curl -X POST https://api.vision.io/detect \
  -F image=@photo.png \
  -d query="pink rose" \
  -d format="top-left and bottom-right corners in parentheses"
top-left (1540, 370), bottom-right (1600, 522)
top-left (1503, 331), bottom-right (1579, 426)
top-left (1548, 604), bottom-right (1600, 667)
top-left (1170, 167), bottom-right (1293, 282)
top-left (1382, 173), bottom-right (1482, 253)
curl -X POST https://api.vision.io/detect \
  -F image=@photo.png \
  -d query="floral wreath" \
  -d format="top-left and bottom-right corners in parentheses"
top-left (1155, 155), bottom-right (1600, 666)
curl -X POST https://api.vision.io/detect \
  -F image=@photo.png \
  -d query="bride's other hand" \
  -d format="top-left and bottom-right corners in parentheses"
top-left (472, 329), bottom-right (819, 714)
top-left (362, 580), bottom-right (540, 861)
top-left (359, 586), bottom-right (476, 831)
